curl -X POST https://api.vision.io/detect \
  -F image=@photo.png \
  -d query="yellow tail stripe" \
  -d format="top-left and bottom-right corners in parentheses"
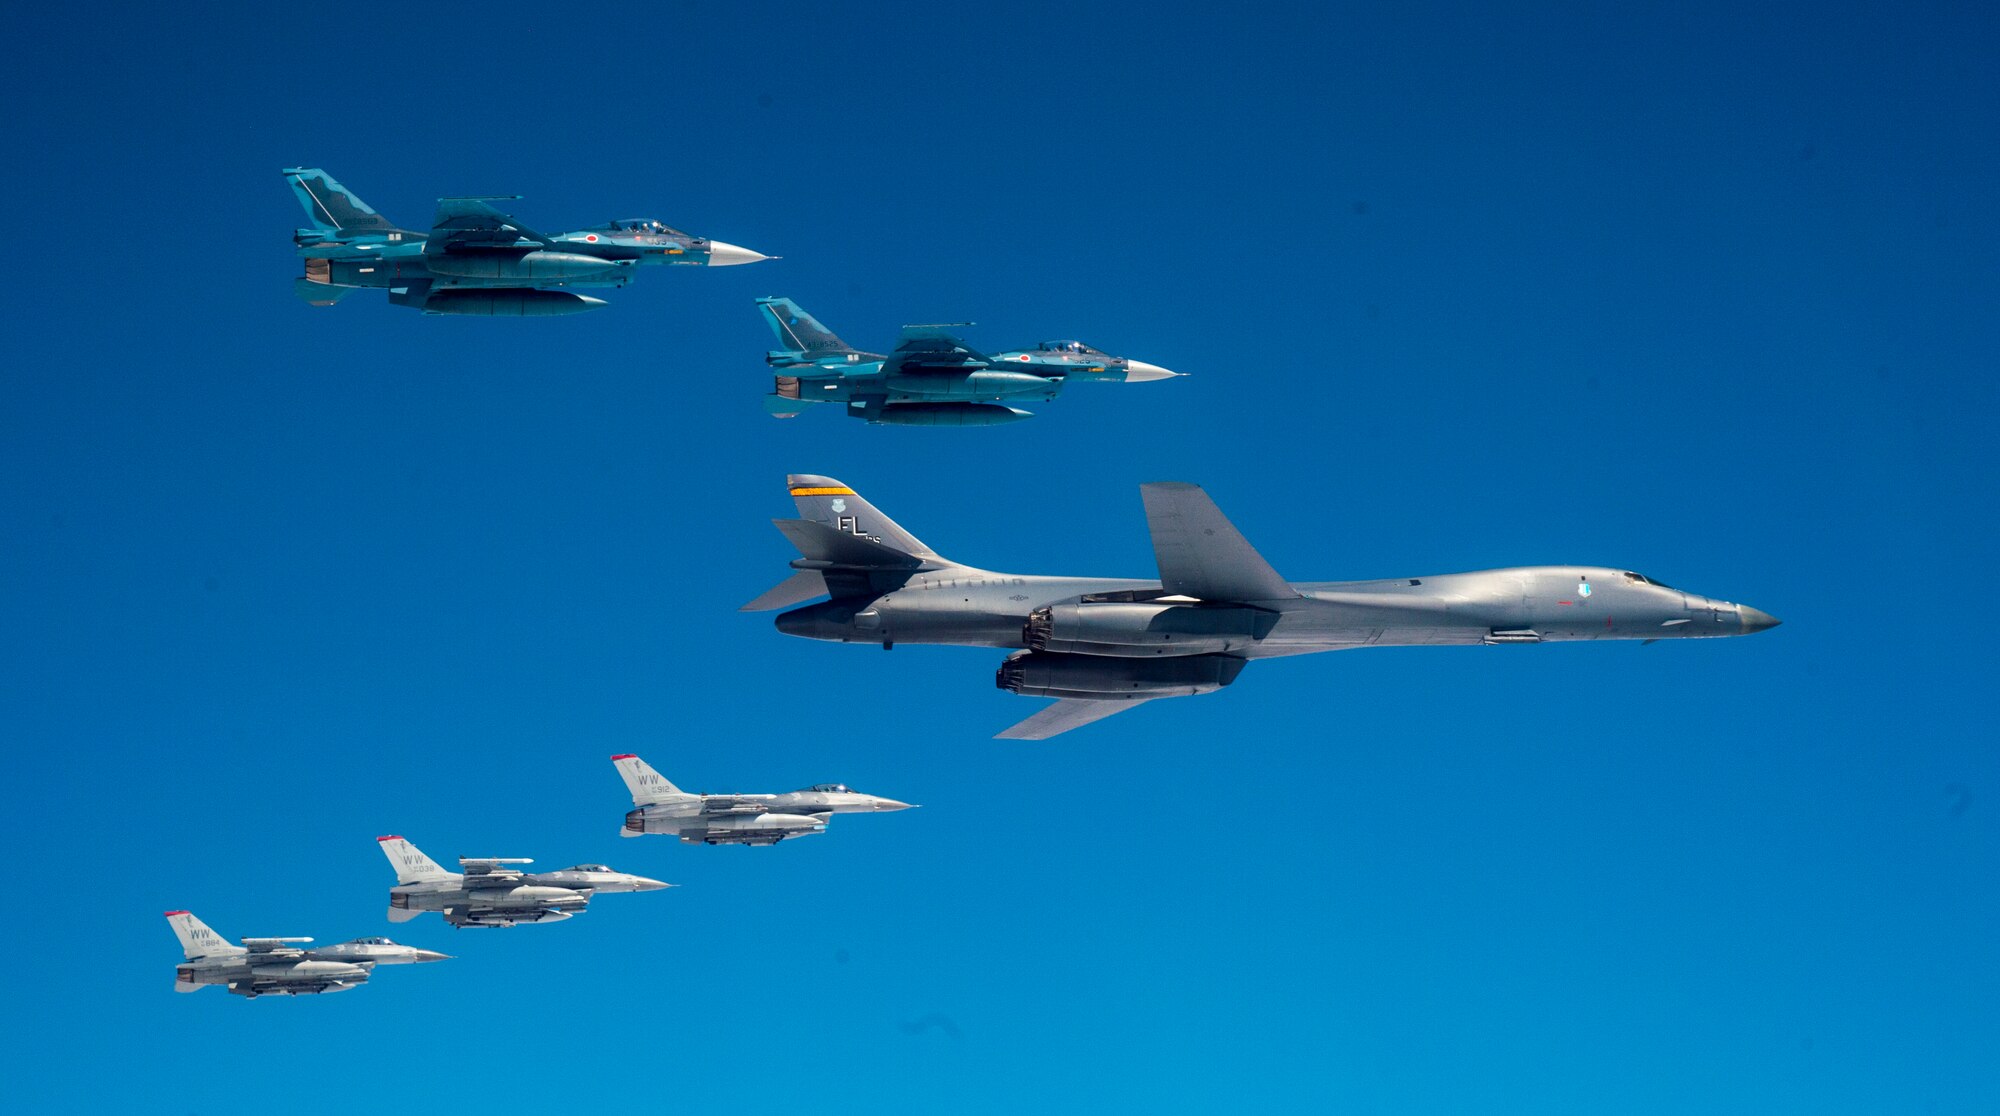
top-left (789, 486), bottom-right (855, 496)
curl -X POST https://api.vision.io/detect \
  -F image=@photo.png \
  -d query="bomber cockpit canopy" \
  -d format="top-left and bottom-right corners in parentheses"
top-left (599, 218), bottom-right (686, 236)
top-left (1621, 571), bottom-right (1677, 590)
top-left (1037, 340), bottom-right (1108, 357)
top-left (802, 783), bottom-right (851, 793)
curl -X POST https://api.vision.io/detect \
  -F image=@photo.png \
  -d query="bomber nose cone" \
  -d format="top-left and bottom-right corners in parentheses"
top-left (1739, 606), bottom-right (1782, 633)
top-left (413, 950), bottom-right (451, 963)
top-left (1121, 359), bottom-right (1180, 383)
top-left (706, 240), bottom-right (774, 267)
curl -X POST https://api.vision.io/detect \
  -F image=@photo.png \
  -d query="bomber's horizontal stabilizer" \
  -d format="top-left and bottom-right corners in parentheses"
top-left (1140, 482), bottom-right (1298, 603)
top-left (996, 698), bottom-right (1148, 740)
top-left (741, 569), bottom-right (828, 612)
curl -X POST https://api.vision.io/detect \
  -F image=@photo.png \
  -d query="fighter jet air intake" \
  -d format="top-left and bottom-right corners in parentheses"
top-left (285, 167), bottom-right (773, 315)
top-left (744, 476), bottom-right (1781, 739)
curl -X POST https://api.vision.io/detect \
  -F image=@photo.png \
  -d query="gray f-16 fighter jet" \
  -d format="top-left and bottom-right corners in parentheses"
top-left (377, 836), bottom-right (669, 928)
top-left (612, 753), bottom-right (915, 846)
top-left (754, 297), bottom-right (1180, 426)
top-left (745, 476), bottom-right (1782, 739)
top-left (166, 910), bottom-right (447, 999)
top-left (285, 167), bottom-right (772, 316)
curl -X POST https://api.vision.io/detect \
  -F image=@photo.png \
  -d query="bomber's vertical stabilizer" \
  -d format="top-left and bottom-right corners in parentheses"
top-left (611, 754), bottom-right (684, 805)
top-left (786, 475), bottom-right (943, 561)
top-left (377, 836), bottom-right (451, 885)
top-left (165, 911), bottom-right (240, 960)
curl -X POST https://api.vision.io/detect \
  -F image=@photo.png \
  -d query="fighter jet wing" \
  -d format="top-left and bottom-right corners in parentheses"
top-left (996, 698), bottom-right (1148, 740)
top-left (882, 325), bottom-right (991, 376)
top-left (1140, 482), bottom-right (1299, 603)
top-left (426, 196), bottom-right (555, 252)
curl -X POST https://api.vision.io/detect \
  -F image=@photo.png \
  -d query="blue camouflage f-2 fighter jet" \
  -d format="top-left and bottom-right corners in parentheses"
top-left (755, 297), bottom-right (1182, 426)
top-left (284, 168), bottom-right (773, 316)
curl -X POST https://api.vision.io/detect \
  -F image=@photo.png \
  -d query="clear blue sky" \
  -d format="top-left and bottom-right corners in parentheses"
top-left (2, 2), bottom-right (1995, 1111)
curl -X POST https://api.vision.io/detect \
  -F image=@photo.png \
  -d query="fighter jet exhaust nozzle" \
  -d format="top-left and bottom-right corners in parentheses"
top-left (1025, 603), bottom-right (1273, 657)
top-left (996, 650), bottom-right (1247, 699)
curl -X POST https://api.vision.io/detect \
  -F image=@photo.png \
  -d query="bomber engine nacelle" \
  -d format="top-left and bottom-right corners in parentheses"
top-left (995, 650), bottom-right (1247, 699)
top-left (1024, 602), bottom-right (1274, 656)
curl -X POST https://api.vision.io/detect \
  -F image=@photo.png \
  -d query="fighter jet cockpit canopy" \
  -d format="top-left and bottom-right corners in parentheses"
top-left (563, 864), bottom-right (613, 873)
top-left (802, 783), bottom-right (851, 793)
top-left (597, 218), bottom-right (688, 236)
top-left (1037, 340), bottom-right (1109, 357)
top-left (1621, 571), bottom-right (1677, 590)
top-left (346, 937), bottom-right (394, 945)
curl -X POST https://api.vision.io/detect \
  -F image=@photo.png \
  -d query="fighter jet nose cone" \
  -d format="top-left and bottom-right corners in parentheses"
top-left (706, 240), bottom-right (773, 267)
top-left (877, 799), bottom-right (916, 811)
top-left (1739, 607), bottom-right (1782, 633)
top-left (414, 950), bottom-right (452, 963)
top-left (633, 877), bottom-right (673, 892)
top-left (1122, 359), bottom-right (1180, 383)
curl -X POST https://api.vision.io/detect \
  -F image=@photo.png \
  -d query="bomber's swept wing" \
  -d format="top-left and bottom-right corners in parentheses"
top-left (996, 698), bottom-right (1149, 740)
top-left (1140, 482), bottom-right (1298, 603)
top-left (426, 197), bottom-right (555, 252)
top-left (882, 325), bottom-right (990, 376)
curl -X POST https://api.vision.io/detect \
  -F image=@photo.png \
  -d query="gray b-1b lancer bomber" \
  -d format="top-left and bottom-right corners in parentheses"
top-left (744, 476), bottom-right (1782, 739)
top-left (285, 167), bottom-right (773, 316)
top-left (165, 910), bottom-right (447, 999)
top-left (755, 297), bottom-right (1181, 426)
top-left (612, 753), bottom-right (915, 845)
top-left (377, 836), bottom-right (669, 928)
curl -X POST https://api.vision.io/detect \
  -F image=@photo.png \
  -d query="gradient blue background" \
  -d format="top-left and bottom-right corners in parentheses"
top-left (3, 2), bottom-right (1995, 1110)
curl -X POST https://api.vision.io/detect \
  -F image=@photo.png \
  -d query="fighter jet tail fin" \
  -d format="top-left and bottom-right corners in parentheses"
top-left (758, 298), bottom-right (857, 357)
top-left (283, 167), bottom-right (400, 235)
top-left (1140, 483), bottom-right (1298, 602)
top-left (611, 754), bottom-right (684, 805)
top-left (377, 836), bottom-right (450, 885)
top-left (164, 911), bottom-right (235, 960)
